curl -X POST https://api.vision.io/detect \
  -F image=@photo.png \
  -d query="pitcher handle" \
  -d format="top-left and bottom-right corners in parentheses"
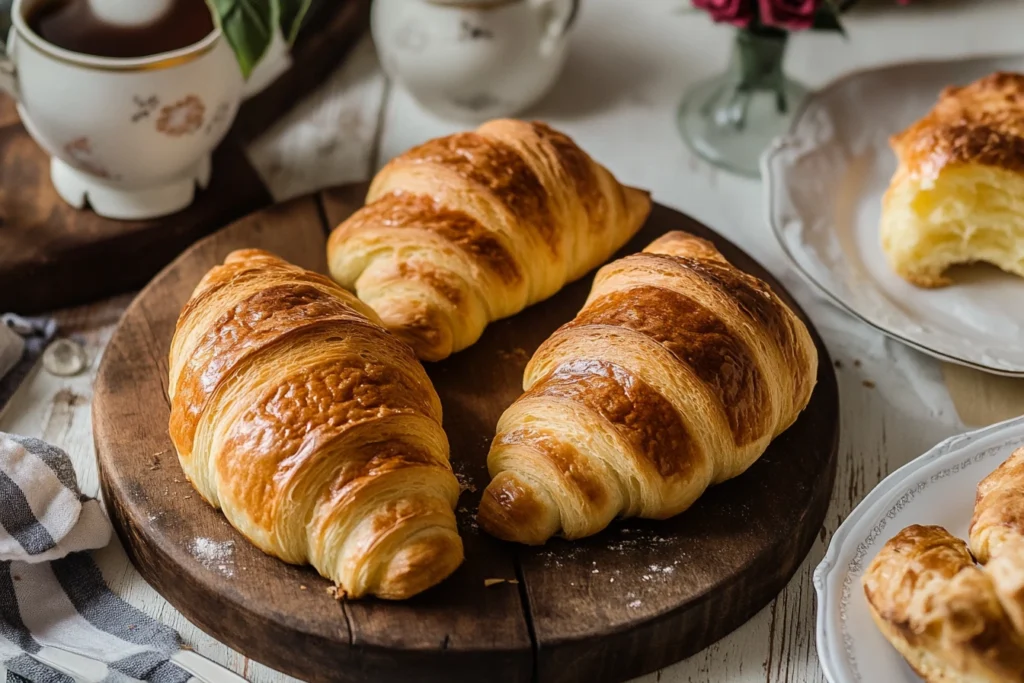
top-left (0, 24), bottom-right (19, 100)
top-left (538, 0), bottom-right (579, 57)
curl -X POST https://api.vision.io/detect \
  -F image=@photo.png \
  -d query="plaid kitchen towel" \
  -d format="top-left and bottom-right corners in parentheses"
top-left (0, 433), bottom-right (190, 683)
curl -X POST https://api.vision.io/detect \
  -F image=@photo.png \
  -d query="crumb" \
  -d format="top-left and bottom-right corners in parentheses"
top-left (300, 585), bottom-right (307, 591)
top-left (183, 495), bottom-right (191, 499)
top-left (509, 579), bottom-right (519, 584)
top-left (484, 578), bottom-right (507, 587)
top-left (853, 359), bottom-right (861, 367)
top-left (862, 380), bottom-right (876, 389)
top-left (833, 360), bottom-right (842, 369)
top-left (327, 586), bottom-right (346, 600)
top-left (12, 575), bottom-right (20, 581)
top-left (497, 348), bottom-right (529, 363)
top-left (627, 600), bottom-right (642, 609)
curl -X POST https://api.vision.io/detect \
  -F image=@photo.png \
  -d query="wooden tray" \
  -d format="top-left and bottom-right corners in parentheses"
top-left (0, 0), bottom-right (369, 315)
top-left (92, 183), bottom-right (840, 683)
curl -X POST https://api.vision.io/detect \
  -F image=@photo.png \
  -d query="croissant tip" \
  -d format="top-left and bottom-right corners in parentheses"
top-left (478, 474), bottom-right (559, 546)
top-left (373, 527), bottom-right (464, 600)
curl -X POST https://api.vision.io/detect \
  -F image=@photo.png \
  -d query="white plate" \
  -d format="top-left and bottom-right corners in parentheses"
top-left (763, 55), bottom-right (1024, 376)
top-left (814, 415), bottom-right (1024, 683)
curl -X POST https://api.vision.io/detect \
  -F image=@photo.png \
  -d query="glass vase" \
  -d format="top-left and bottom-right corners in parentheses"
top-left (677, 27), bottom-right (807, 178)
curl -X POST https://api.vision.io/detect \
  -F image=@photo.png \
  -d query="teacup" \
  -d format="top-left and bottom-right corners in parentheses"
top-left (0, 0), bottom-right (245, 219)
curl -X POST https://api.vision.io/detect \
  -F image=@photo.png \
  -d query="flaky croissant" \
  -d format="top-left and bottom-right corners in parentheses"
top-left (882, 72), bottom-right (1024, 287)
top-left (167, 249), bottom-right (462, 600)
top-left (971, 447), bottom-right (1024, 635)
top-left (863, 524), bottom-right (1024, 683)
top-left (477, 231), bottom-right (817, 544)
top-left (327, 119), bottom-right (651, 361)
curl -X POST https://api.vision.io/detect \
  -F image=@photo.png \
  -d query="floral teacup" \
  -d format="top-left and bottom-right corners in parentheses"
top-left (0, 0), bottom-right (244, 219)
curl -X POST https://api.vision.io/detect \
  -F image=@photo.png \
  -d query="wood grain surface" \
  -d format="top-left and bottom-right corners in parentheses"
top-left (92, 183), bottom-right (839, 683)
top-left (0, 0), bottom-right (369, 315)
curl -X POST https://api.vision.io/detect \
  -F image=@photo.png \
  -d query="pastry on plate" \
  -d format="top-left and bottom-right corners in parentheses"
top-left (477, 231), bottom-right (817, 544)
top-left (863, 524), bottom-right (1024, 683)
top-left (167, 249), bottom-right (462, 600)
top-left (327, 119), bottom-right (651, 361)
top-left (971, 447), bottom-right (1024, 635)
top-left (881, 72), bottom-right (1024, 287)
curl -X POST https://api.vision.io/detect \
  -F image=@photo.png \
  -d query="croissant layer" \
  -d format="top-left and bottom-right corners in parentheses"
top-left (328, 119), bottom-right (651, 361)
top-left (863, 524), bottom-right (1024, 683)
top-left (168, 249), bottom-right (463, 599)
top-left (478, 231), bottom-right (817, 544)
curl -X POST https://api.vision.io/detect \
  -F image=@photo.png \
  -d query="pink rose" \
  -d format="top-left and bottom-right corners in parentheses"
top-left (693, 0), bottom-right (755, 27)
top-left (758, 0), bottom-right (821, 30)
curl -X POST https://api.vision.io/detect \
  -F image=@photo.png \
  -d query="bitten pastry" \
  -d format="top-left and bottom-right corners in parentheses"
top-left (477, 231), bottom-right (817, 545)
top-left (167, 249), bottom-right (462, 600)
top-left (881, 72), bottom-right (1024, 287)
top-left (862, 525), bottom-right (1024, 683)
top-left (327, 119), bottom-right (651, 361)
top-left (971, 447), bottom-right (1024, 635)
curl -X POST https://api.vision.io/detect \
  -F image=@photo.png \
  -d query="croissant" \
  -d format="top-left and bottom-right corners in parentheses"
top-left (477, 231), bottom-right (817, 544)
top-left (862, 524), bottom-right (1024, 683)
top-left (327, 119), bottom-right (651, 361)
top-left (167, 249), bottom-right (462, 600)
top-left (971, 447), bottom-right (1024, 634)
top-left (881, 72), bottom-right (1024, 287)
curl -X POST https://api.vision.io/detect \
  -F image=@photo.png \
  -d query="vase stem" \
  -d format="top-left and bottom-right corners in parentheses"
top-left (677, 27), bottom-right (808, 178)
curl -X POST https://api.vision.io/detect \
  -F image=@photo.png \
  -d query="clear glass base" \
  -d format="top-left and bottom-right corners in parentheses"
top-left (678, 75), bottom-right (807, 179)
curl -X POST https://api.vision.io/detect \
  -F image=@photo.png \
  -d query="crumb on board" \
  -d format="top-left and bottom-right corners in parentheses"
top-left (484, 578), bottom-right (519, 587)
top-left (833, 360), bottom-right (842, 369)
top-left (862, 380), bottom-right (876, 389)
top-left (853, 359), bottom-right (861, 367)
top-left (496, 347), bottom-right (530, 363)
top-left (300, 585), bottom-right (308, 591)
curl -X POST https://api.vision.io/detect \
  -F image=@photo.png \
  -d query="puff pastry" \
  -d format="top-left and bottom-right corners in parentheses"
top-left (971, 447), bottom-right (1024, 635)
top-left (327, 119), bottom-right (651, 361)
top-left (167, 249), bottom-right (462, 600)
top-left (882, 72), bottom-right (1024, 287)
top-left (477, 231), bottom-right (817, 544)
top-left (863, 524), bottom-right (1024, 683)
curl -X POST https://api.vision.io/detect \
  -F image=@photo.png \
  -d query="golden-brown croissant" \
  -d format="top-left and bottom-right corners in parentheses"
top-left (327, 119), bottom-right (651, 361)
top-left (862, 524), bottom-right (1024, 683)
top-left (971, 447), bottom-right (1024, 635)
top-left (477, 231), bottom-right (817, 544)
top-left (167, 249), bottom-right (462, 599)
top-left (881, 72), bottom-right (1024, 287)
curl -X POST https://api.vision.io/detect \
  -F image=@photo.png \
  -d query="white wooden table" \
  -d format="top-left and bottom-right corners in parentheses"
top-left (5, 1), bottom-right (1024, 681)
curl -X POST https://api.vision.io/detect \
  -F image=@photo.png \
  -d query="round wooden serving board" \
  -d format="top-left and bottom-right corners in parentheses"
top-left (93, 183), bottom-right (839, 683)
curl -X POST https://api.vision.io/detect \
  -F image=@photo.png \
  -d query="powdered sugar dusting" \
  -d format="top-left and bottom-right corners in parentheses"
top-left (189, 538), bottom-right (235, 577)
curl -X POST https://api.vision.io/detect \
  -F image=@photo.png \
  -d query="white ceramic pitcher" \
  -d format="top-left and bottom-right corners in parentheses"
top-left (372, 0), bottom-right (579, 121)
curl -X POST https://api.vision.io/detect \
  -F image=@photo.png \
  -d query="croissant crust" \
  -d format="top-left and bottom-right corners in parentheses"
top-left (168, 249), bottom-right (463, 600)
top-left (478, 231), bottom-right (817, 545)
top-left (327, 119), bottom-right (651, 361)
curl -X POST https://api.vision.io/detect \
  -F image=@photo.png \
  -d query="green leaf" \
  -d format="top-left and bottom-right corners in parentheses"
top-left (206, 0), bottom-right (274, 78)
top-left (278, 0), bottom-right (312, 44)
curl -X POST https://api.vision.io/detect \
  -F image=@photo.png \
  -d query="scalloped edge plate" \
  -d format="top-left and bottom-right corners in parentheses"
top-left (763, 54), bottom-right (1024, 376)
top-left (814, 415), bottom-right (1024, 683)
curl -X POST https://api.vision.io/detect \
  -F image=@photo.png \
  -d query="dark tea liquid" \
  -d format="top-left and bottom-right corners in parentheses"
top-left (27, 0), bottom-right (215, 58)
